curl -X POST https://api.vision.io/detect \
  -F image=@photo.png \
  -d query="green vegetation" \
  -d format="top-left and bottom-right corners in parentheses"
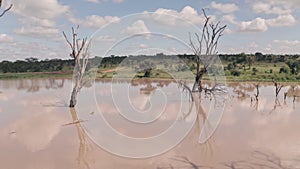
top-left (0, 53), bottom-right (300, 82)
top-left (220, 52), bottom-right (300, 82)
top-left (0, 72), bottom-right (72, 79)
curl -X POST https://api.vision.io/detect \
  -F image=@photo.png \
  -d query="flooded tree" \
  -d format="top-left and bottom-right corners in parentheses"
top-left (273, 79), bottom-right (284, 97)
top-left (254, 83), bottom-right (260, 101)
top-left (63, 26), bottom-right (90, 107)
top-left (0, 0), bottom-right (12, 18)
top-left (189, 9), bottom-right (226, 92)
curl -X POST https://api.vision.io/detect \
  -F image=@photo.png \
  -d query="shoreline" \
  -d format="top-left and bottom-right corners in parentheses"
top-left (0, 72), bottom-right (299, 83)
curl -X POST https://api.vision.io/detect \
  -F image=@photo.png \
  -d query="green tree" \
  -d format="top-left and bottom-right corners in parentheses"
top-left (279, 67), bottom-right (288, 74)
top-left (247, 55), bottom-right (254, 69)
top-left (252, 67), bottom-right (258, 75)
top-left (255, 52), bottom-right (264, 61)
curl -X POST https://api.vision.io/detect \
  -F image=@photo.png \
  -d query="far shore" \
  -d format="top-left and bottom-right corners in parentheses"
top-left (0, 71), bottom-right (299, 83)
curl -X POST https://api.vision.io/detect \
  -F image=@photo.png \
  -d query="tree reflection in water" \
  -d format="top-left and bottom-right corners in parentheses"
top-left (229, 83), bottom-right (300, 113)
top-left (67, 108), bottom-right (95, 169)
top-left (180, 89), bottom-right (218, 160)
top-left (61, 80), bottom-right (300, 168)
top-left (158, 150), bottom-right (300, 169)
top-left (0, 78), bottom-right (66, 92)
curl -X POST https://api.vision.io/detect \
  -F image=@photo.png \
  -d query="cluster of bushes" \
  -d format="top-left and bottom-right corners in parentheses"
top-left (0, 58), bottom-right (74, 73)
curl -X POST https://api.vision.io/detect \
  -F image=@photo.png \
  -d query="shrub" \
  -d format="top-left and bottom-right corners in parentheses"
top-left (252, 67), bottom-right (258, 75)
top-left (231, 70), bottom-right (240, 76)
top-left (279, 67), bottom-right (288, 74)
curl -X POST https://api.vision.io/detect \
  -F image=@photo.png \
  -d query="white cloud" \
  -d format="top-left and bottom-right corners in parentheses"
top-left (242, 42), bottom-right (260, 53)
top-left (139, 44), bottom-right (148, 49)
top-left (95, 35), bottom-right (116, 43)
top-left (15, 26), bottom-right (59, 37)
top-left (253, 2), bottom-right (291, 15)
top-left (222, 14), bottom-right (237, 24)
top-left (122, 20), bottom-right (151, 37)
top-left (168, 47), bottom-right (178, 54)
top-left (85, 0), bottom-right (124, 3)
top-left (211, 1), bottom-right (239, 13)
top-left (69, 15), bottom-right (120, 29)
top-left (151, 6), bottom-right (205, 25)
top-left (112, 0), bottom-right (124, 3)
top-left (9, 0), bottom-right (69, 19)
top-left (239, 17), bottom-right (268, 32)
top-left (252, 1), bottom-right (296, 27)
top-left (273, 39), bottom-right (300, 46)
top-left (85, 0), bottom-right (100, 3)
top-left (248, 42), bottom-right (259, 48)
top-left (285, 0), bottom-right (300, 9)
top-left (266, 14), bottom-right (296, 26)
top-left (7, 0), bottom-right (69, 38)
top-left (0, 41), bottom-right (67, 61)
top-left (253, 0), bottom-right (300, 12)
top-left (0, 34), bottom-right (14, 43)
top-left (252, 40), bottom-right (300, 54)
top-left (180, 6), bottom-right (205, 24)
top-left (238, 11), bottom-right (295, 33)
top-left (234, 1), bottom-right (296, 33)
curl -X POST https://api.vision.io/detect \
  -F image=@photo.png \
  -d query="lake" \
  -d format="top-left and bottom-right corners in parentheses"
top-left (0, 78), bottom-right (299, 169)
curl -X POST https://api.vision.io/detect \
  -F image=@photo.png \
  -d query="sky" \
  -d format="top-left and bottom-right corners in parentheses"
top-left (1, 0), bottom-right (300, 61)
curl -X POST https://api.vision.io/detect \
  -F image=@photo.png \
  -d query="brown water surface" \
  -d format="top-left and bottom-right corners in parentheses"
top-left (0, 79), bottom-right (299, 169)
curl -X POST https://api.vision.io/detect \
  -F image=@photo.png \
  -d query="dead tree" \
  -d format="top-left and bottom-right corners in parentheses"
top-left (63, 26), bottom-right (89, 107)
top-left (189, 9), bottom-right (226, 92)
top-left (254, 83), bottom-right (260, 101)
top-left (273, 80), bottom-right (283, 97)
top-left (0, 0), bottom-right (12, 18)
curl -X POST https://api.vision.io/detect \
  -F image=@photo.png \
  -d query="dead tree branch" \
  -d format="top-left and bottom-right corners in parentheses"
top-left (0, 0), bottom-right (13, 18)
top-left (254, 83), bottom-right (260, 101)
top-left (63, 26), bottom-right (90, 107)
top-left (189, 8), bottom-right (226, 92)
top-left (273, 79), bottom-right (284, 98)
top-left (178, 80), bottom-right (194, 102)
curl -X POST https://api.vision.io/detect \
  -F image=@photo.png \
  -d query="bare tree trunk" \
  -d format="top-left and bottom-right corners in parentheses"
top-left (273, 80), bottom-right (283, 98)
top-left (63, 26), bottom-right (89, 107)
top-left (70, 67), bottom-right (81, 107)
top-left (189, 9), bottom-right (226, 93)
top-left (254, 84), bottom-right (260, 101)
top-left (192, 70), bottom-right (205, 92)
top-left (70, 88), bottom-right (78, 107)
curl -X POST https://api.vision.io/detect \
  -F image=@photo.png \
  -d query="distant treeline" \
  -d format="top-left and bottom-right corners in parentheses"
top-left (0, 53), bottom-right (299, 74)
top-left (0, 58), bottom-right (74, 73)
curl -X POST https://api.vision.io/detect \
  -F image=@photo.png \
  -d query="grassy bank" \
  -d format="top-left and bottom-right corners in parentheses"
top-left (0, 62), bottom-right (299, 82)
top-left (223, 62), bottom-right (300, 82)
top-left (0, 72), bottom-right (73, 79)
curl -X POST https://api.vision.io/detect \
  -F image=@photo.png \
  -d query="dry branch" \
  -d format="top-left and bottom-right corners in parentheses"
top-left (189, 8), bottom-right (226, 92)
top-left (273, 79), bottom-right (284, 97)
top-left (63, 26), bottom-right (90, 107)
top-left (0, 1), bottom-right (12, 18)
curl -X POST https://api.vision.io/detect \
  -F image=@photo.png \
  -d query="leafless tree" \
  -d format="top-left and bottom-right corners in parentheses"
top-left (254, 83), bottom-right (260, 101)
top-left (250, 84), bottom-right (260, 111)
top-left (189, 9), bottom-right (226, 92)
top-left (0, 0), bottom-right (12, 18)
top-left (63, 26), bottom-right (90, 107)
top-left (273, 80), bottom-right (284, 97)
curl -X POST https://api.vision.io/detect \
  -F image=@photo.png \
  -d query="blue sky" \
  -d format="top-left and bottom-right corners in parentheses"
top-left (1, 0), bottom-right (300, 61)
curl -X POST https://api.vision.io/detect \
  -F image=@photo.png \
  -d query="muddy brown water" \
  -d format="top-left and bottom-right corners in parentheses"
top-left (0, 78), bottom-right (299, 169)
